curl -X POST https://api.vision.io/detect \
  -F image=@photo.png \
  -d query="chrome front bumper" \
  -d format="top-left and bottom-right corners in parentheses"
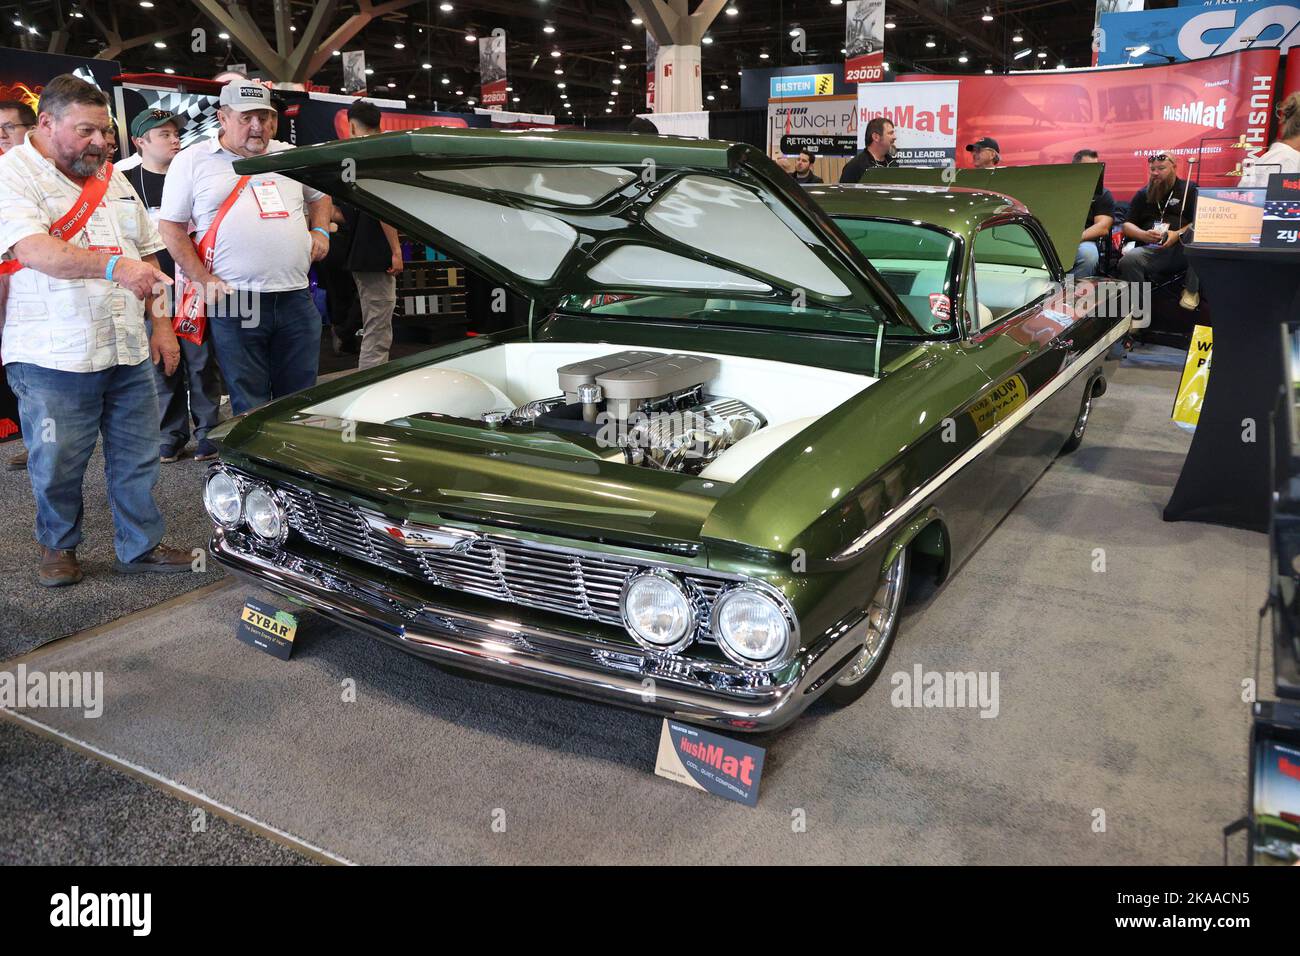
top-left (210, 528), bottom-right (866, 731)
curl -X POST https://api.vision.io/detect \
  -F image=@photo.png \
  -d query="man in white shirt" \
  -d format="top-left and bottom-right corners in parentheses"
top-left (158, 82), bottom-right (331, 415)
top-left (0, 74), bottom-right (197, 586)
top-left (1239, 92), bottom-right (1300, 187)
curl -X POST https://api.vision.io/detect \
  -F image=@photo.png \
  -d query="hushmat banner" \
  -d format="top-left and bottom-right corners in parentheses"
top-left (845, 0), bottom-right (885, 84)
top-left (856, 80), bottom-right (959, 167)
top-left (768, 94), bottom-right (859, 156)
top-left (1096, 0), bottom-right (1300, 64)
top-left (478, 31), bottom-right (507, 110)
top-left (898, 49), bottom-right (1280, 195)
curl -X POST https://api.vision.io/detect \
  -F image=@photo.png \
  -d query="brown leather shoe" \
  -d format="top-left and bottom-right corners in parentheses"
top-left (6, 448), bottom-right (27, 471)
top-left (114, 543), bottom-right (195, 574)
top-left (39, 547), bottom-right (83, 587)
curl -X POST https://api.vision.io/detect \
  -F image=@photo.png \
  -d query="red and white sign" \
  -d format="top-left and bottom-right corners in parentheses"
top-left (857, 80), bottom-right (958, 167)
top-left (478, 32), bottom-right (508, 111)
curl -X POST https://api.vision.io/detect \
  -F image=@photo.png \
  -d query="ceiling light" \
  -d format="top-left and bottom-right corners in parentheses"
top-left (365, 68), bottom-right (374, 75)
top-left (1012, 33), bottom-right (1023, 43)
top-left (290, 25), bottom-right (296, 32)
top-left (441, 76), bottom-right (450, 84)
top-left (831, 0), bottom-right (844, 5)
top-left (467, 98), bottom-right (476, 105)
top-left (1057, 61), bottom-right (1067, 69)
top-left (154, 41), bottom-right (166, 48)
top-left (984, 66), bottom-right (993, 74)
top-left (1013, 48), bottom-right (1032, 60)
top-left (554, 68), bottom-right (563, 75)
top-left (1037, 49), bottom-right (1047, 58)
top-left (720, 82), bottom-right (729, 90)
top-left (982, 7), bottom-right (994, 22)
top-left (605, 108), bottom-right (612, 113)
top-left (164, 67), bottom-right (175, 74)
top-left (702, 35), bottom-right (713, 45)
top-left (139, 0), bottom-right (153, 6)
top-left (394, 41), bottom-right (405, 49)
top-left (408, 94), bottom-right (415, 99)
top-left (1128, 44), bottom-right (1150, 58)
top-left (440, 2), bottom-right (453, 10)
top-left (513, 96), bottom-right (520, 102)
top-left (219, 32), bottom-right (230, 40)
top-left (882, 61), bottom-right (890, 71)
top-left (557, 82), bottom-right (566, 88)
top-left (622, 41), bottom-right (633, 50)
top-left (387, 81), bottom-right (396, 88)
top-left (608, 100), bottom-right (615, 105)
top-left (505, 85), bottom-right (512, 91)
top-left (618, 63), bottom-right (627, 70)
top-left (726, 4), bottom-right (738, 14)
top-left (332, 50), bottom-right (341, 57)
top-left (789, 27), bottom-right (800, 37)
top-left (631, 17), bottom-right (643, 26)
top-left (759, 51), bottom-right (769, 59)
top-left (611, 90), bottom-right (619, 96)
top-left (464, 32), bottom-right (476, 42)
top-left (71, 9), bottom-right (84, 16)
top-left (422, 62), bottom-right (432, 69)
top-left (543, 23), bottom-right (556, 34)
top-left (455, 88), bottom-right (463, 95)
top-left (706, 93), bottom-right (715, 101)
top-left (885, 20), bottom-right (896, 30)
top-left (551, 49), bottom-right (561, 57)
top-left (958, 52), bottom-right (969, 63)
top-left (612, 77), bottom-right (622, 85)
top-left (925, 36), bottom-right (936, 48)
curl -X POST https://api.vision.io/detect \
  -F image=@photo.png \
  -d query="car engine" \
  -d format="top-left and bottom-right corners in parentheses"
top-left (498, 351), bottom-right (765, 474)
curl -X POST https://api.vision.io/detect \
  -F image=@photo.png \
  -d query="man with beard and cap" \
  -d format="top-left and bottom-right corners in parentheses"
top-left (0, 74), bottom-right (195, 586)
top-left (158, 81), bottom-right (332, 415)
top-left (128, 106), bottom-right (222, 463)
top-left (1119, 151), bottom-right (1199, 311)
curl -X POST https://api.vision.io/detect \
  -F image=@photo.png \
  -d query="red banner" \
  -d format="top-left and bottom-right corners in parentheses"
top-left (900, 50), bottom-right (1282, 197)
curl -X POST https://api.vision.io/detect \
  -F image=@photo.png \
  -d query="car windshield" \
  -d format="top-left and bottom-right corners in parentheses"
top-left (831, 217), bottom-right (961, 334)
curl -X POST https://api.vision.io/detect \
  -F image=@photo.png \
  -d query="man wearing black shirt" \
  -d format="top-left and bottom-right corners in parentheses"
top-left (791, 151), bottom-right (823, 185)
top-left (127, 108), bottom-right (222, 462)
top-left (1118, 151), bottom-right (1200, 310)
top-left (346, 101), bottom-right (403, 369)
top-left (1070, 149), bottom-right (1116, 278)
top-left (840, 117), bottom-right (899, 183)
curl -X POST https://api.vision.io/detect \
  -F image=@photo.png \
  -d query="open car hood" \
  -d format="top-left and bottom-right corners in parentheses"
top-left (855, 163), bottom-right (1104, 273)
top-left (233, 127), bottom-right (917, 330)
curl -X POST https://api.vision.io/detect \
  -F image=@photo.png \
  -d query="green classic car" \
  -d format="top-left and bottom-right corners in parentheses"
top-left (204, 129), bottom-right (1127, 731)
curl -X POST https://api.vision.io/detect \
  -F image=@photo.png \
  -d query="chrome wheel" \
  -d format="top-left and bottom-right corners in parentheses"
top-left (837, 550), bottom-right (907, 687)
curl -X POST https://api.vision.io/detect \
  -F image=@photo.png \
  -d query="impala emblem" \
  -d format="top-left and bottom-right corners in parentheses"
top-left (365, 516), bottom-right (479, 552)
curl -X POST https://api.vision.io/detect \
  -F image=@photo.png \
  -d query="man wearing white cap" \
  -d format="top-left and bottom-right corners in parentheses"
top-left (157, 81), bottom-right (332, 415)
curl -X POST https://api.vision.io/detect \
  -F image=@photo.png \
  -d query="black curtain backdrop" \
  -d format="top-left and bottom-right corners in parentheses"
top-left (576, 109), bottom-right (765, 148)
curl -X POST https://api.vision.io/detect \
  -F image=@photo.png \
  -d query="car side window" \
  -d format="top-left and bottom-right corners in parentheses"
top-left (971, 223), bottom-right (1054, 329)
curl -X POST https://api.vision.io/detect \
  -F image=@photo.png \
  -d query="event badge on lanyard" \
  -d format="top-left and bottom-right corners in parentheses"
top-left (251, 178), bottom-right (288, 219)
top-left (83, 200), bottom-right (122, 254)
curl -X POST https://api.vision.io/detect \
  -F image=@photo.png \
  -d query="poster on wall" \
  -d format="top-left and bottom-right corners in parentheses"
top-left (768, 95), bottom-right (859, 156)
top-left (899, 49), bottom-right (1280, 195)
top-left (478, 31), bottom-right (507, 110)
top-left (1096, 0), bottom-right (1300, 65)
top-left (844, 0), bottom-right (885, 84)
top-left (646, 31), bottom-right (659, 111)
top-left (341, 50), bottom-right (367, 95)
top-left (856, 80), bottom-right (958, 167)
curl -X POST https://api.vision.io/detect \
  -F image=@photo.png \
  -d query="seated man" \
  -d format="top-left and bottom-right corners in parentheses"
top-left (1070, 149), bottom-right (1115, 279)
top-left (1118, 151), bottom-right (1199, 311)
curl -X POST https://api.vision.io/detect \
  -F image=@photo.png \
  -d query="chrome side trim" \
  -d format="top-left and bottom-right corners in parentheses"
top-left (833, 315), bottom-right (1130, 562)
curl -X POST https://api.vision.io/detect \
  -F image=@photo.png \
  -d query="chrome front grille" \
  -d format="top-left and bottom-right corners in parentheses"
top-left (272, 481), bottom-right (727, 637)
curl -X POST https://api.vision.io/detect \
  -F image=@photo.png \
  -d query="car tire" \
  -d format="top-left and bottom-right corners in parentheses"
top-left (824, 547), bottom-right (910, 708)
top-left (1059, 388), bottom-right (1094, 455)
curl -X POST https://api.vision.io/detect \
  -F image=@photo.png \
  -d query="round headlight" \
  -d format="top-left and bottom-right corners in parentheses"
top-left (713, 586), bottom-right (792, 666)
top-left (204, 470), bottom-right (242, 529)
top-left (621, 570), bottom-right (695, 653)
top-left (243, 485), bottom-right (285, 542)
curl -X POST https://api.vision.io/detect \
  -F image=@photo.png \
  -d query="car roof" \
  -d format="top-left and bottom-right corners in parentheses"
top-left (803, 183), bottom-right (1029, 237)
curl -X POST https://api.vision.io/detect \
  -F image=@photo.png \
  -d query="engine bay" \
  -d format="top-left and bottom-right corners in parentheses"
top-left (497, 351), bottom-right (766, 475)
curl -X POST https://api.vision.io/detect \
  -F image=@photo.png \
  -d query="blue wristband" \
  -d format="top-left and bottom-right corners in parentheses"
top-left (104, 254), bottom-right (121, 281)
top-left (311, 227), bottom-right (330, 240)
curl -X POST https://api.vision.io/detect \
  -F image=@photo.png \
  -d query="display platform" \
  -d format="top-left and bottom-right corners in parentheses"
top-left (0, 364), bottom-right (1264, 865)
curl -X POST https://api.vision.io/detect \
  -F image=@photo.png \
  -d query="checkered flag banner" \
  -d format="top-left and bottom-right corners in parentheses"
top-left (134, 88), bottom-right (222, 150)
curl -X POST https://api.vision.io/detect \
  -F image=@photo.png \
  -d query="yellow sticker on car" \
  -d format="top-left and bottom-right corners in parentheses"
top-left (969, 374), bottom-right (1028, 435)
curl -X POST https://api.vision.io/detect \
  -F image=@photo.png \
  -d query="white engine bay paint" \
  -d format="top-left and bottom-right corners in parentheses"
top-left (304, 342), bottom-right (876, 480)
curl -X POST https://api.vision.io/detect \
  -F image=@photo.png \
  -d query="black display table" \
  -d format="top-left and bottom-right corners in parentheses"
top-left (1163, 245), bottom-right (1300, 532)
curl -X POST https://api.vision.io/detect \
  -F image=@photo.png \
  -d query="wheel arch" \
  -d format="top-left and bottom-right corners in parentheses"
top-left (881, 507), bottom-right (951, 588)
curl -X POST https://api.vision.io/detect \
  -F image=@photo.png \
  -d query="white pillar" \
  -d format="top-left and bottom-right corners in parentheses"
top-left (654, 44), bottom-right (703, 113)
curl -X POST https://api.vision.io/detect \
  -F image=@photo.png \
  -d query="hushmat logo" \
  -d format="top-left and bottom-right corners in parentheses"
top-left (859, 102), bottom-right (955, 134)
top-left (679, 735), bottom-right (757, 786)
top-left (1162, 97), bottom-right (1227, 129)
top-left (50, 887), bottom-right (151, 936)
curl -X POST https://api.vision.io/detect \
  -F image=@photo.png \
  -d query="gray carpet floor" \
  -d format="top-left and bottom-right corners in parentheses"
top-left (1, 357), bottom-right (1268, 864)
top-left (0, 717), bottom-right (314, 865)
top-left (0, 447), bottom-right (224, 661)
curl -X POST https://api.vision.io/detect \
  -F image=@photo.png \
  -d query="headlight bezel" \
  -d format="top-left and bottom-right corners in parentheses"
top-left (204, 467), bottom-right (244, 530)
top-left (710, 581), bottom-right (798, 670)
top-left (619, 567), bottom-right (699, 655)
top-left (242, 483), bottom-right (289, 545)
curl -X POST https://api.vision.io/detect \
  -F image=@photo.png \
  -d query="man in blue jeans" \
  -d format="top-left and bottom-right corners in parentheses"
top-left (158, 82), bottom-right (331, 414)
top-left (0, 75), bottom-right (197, 586)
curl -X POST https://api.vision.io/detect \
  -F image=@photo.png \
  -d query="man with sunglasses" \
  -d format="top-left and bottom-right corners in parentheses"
top-left (1118, 151), bottom-right (1200, 311)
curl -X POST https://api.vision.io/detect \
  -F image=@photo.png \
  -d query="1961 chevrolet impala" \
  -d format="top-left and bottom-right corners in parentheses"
top-left (205, 129), bottom-right (1126, 731)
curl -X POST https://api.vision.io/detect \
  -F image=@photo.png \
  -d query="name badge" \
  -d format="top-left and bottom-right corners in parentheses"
top-left (251, 179), bottom-right (289, 219)
top-left (84, 202), bottom-right (122, 253)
